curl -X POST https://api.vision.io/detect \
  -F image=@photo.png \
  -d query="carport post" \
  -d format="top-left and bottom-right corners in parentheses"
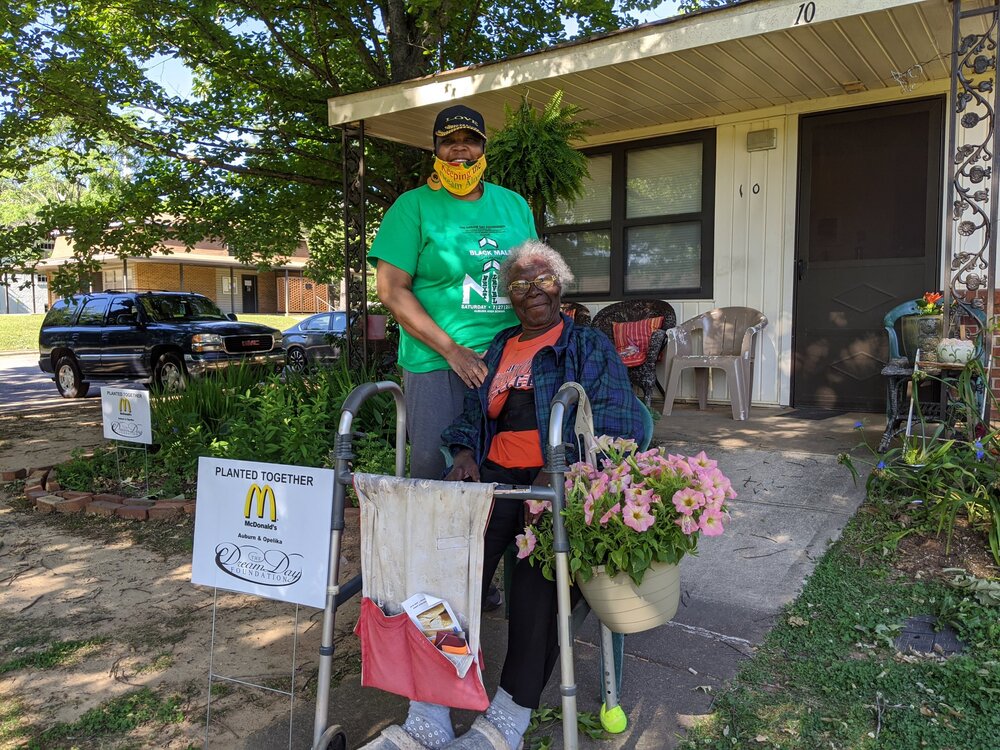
top-left (945, 0), bottom-right (999, 420)
top-left (341, 120), bottom-right (368, 370)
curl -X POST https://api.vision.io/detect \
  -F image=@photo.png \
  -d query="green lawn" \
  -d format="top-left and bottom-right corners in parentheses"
top-left (678, 504), bottom-right (1000, 750)
top-left (240, 313), bottom-right (306, 331)
top-left (0, 314), bottom-right (44, 352)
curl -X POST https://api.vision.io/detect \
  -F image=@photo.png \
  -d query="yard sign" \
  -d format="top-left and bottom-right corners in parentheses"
top-left (191, 457), bottom-right (334, 608)
top-left (100, 387), bottom-right (152, 444)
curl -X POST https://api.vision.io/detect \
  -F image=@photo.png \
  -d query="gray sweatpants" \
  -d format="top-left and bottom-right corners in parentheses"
top-left (402, 368), bottom-right (471, 480)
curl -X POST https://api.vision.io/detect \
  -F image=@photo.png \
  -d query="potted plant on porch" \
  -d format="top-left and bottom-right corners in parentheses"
top-left (901, 291), bottom-right (945, 363)
top-left (517, 437), bottom-right (735, 633)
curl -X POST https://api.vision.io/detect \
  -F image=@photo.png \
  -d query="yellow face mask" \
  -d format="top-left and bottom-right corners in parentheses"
top-left (427, 155), bottom-right (487, 196)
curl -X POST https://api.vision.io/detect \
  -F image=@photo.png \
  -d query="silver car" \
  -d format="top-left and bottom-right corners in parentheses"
top-left (282, 311), bottom-right (349, 371)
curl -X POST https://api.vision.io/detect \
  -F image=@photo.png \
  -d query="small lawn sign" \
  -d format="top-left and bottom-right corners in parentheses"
top-left (191, 457), bottom-right (334, 608)
top-left (101, 387), bottom-right (152, 444)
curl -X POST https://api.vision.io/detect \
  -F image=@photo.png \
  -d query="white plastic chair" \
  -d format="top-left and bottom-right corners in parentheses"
top-left (661, 307), bottom-right (768, 420)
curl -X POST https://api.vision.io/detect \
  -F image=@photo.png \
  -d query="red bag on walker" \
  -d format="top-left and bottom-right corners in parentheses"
top-left (352, 474), bottom-right (494, 711)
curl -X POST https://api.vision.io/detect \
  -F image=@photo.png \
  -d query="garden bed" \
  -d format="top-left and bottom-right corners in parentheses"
top-left (0, 482), bottom-right (364, 748)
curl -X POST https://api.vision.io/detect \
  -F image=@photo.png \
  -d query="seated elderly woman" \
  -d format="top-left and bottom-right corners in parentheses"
top-left (420, 240), bottom-right (644, 750)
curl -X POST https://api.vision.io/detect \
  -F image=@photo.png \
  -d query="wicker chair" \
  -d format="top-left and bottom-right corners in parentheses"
top-left (560, 302), bottom-right (591, 326)
top-left (592, 299), bottom-right (677, 405)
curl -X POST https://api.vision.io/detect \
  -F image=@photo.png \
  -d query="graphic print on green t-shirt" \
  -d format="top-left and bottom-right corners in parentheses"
top-left (369, 183), bottom-right (537, 372)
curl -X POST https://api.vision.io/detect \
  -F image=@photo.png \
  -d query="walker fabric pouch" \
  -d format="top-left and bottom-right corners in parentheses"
top-left (355, 597), bottom-right (488, 710)
top-left (353, 474), bottom-right (494, 710)
top-left (612, 316), bottom-right (663, 367)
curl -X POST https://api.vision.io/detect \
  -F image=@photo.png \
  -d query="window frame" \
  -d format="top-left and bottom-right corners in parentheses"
top-left (77, 297), bottom-right (110, 326)
top-left (544, 129), bottom-right (716, 301)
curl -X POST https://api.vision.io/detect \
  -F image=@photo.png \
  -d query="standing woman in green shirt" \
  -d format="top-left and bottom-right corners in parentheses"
top-left (369, 105), bottom-right (537, 483)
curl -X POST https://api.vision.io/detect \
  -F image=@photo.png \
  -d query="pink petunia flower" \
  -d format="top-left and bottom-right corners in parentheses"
top-left (703, 491), bottom-right (726, 512)
top-left (691, 473), bottom-right (716, 496)
top-left (599, 503), bottom-right (622, 526)
top-left (638, 454), bottom-right (669, 478)
top-left (672, 488), bottom-right (706, 515)
top-left (623, 502), bottom-right (656, 532)
top-left (587, 473), bottom-right (611, 504)
top-left (624, 484), bottom-right (655, 507)
top-left (698, 508), bottom-right (726, 536)
top-left (584, 497), bottom-right (596, 525)
top-left (688, 451), bottom-right (718, 471)
top-left (675, 515), bottom-right (699, 535)
top-left (515, 527), bottom-right (537, 558)
top-left (667, 455), bottom-right (695, 478)
top-left (525, 499), bottom-right (551, 515)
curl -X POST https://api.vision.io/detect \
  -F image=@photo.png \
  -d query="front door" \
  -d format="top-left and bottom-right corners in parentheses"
top-left (792, 98), bottom-right (943, 411)
top-left (241, 275), bottom-right (258, 314)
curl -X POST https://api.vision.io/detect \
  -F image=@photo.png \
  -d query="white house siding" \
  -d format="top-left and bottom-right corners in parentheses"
top-left (587, 114), bottom-right (790, 408)
top-left (582, 82), bottom-right (961, 409)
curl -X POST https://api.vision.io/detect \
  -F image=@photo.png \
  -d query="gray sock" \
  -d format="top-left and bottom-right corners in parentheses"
top-left (484, 688), bottom-right (531, 749)
top-left (403, 701), bottom-right (454, 748)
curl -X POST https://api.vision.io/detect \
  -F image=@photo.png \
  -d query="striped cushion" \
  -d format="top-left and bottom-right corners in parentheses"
top-left (612, 316), bottom-right (663, 367)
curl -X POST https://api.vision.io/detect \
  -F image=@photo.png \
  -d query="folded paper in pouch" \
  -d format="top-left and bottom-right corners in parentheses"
top-left (353, 474), bottom-right (493, 709)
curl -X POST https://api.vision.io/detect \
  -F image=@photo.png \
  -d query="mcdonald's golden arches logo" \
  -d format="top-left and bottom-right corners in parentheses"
top-left (119, 397), bottom-right (132, 415)
top-left (244, 484), bottom-right (277, 522)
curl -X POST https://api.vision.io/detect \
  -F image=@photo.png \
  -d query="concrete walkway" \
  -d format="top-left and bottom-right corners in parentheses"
top-left (247, 403), bottom-right (877, 749)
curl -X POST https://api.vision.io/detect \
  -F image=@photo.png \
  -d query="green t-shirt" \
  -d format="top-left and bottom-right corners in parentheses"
top-left (369, 182), bottom-right (537, 373)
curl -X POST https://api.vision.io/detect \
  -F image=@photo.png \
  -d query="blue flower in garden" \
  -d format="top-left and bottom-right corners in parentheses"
top-left (853, 421), bottom-right (864, 430)
top-left (974, 440), bottom-right (985, 461)
top-left (876, 461), bottom-right (886, 470)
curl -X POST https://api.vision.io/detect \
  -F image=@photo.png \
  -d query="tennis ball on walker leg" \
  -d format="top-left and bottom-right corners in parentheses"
top-left (600, 703), bottom-right (628, 733)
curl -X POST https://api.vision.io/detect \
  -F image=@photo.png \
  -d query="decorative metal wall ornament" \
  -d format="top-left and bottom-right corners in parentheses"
top-left (945, 0), bottom-right (998, 338)
top-left (341, 121), bottom-right (368, 369)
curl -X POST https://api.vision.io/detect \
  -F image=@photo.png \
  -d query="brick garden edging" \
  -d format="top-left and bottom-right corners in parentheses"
top-left (7, 466), bottom-right (194, 521)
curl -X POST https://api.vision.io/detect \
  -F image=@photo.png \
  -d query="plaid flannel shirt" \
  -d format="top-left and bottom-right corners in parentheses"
top-left (442, 314), bottom-right (646, 466)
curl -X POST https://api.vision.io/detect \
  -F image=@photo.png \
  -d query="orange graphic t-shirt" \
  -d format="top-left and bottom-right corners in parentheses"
top-left (485, 322), bottom-right (564, 468)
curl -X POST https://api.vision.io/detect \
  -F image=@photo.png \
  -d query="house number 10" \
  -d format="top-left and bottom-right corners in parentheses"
top-left (795, 1), bottom-right (816, 25)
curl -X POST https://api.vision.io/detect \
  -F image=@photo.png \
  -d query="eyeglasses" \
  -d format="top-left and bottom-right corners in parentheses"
top-left (507, 274), bottom-right (559, 297)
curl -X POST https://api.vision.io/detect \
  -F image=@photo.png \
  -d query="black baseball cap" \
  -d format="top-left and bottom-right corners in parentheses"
top-left (433, 105), bottom-right (487, 142)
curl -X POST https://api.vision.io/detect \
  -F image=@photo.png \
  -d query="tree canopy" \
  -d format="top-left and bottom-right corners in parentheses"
top-left (1, 0), bottom-right (739, 295)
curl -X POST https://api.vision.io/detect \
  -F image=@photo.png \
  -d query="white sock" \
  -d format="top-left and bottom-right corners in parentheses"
top-left (484, 688), bottom-right (531, 749)
top-left (403, 701), bottom-right (454, 748)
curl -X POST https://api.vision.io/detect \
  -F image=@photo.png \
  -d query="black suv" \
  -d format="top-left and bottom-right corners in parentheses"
top-left (38, 291), bottom-right (285, 397)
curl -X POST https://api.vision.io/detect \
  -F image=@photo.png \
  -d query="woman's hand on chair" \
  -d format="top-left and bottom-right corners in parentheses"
top-left (445, 449), bottom-right (480, 482)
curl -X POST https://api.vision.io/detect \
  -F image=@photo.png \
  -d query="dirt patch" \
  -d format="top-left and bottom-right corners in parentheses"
top-left (0, 401), bottom-right (104, 472)
top-left (0, 485), bottom-right (363, 749)
top-left (893, 516), bottom-right (1000, 581)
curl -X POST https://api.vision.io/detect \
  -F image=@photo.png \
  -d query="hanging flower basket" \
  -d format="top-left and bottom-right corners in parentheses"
top-left (517, 437), bottom-right (733, 634)
top-left (576, 562), bottom-right (680, 634)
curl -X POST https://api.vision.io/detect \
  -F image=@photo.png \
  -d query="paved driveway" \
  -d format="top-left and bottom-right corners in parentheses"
top-left (0, 352), bottom-right (142, 415)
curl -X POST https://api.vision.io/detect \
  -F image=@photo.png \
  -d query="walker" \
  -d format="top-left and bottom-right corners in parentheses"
top-left (310, 381), bottom-right (626, 750)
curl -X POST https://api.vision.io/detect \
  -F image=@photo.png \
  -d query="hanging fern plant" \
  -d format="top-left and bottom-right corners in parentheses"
top-left (487, 91), bottom-right (592, 233)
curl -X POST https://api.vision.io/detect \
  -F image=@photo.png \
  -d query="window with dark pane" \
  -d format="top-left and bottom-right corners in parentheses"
top-left (544, 130), bottom-right (714, 300)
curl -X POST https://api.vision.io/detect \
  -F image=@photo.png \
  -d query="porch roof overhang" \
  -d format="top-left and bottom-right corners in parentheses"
top-left (327, 0), bottom-right (979, 149)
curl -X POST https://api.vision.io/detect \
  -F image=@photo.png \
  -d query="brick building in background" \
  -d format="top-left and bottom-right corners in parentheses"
top-left (36, 235), bottom-right (336, 315)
